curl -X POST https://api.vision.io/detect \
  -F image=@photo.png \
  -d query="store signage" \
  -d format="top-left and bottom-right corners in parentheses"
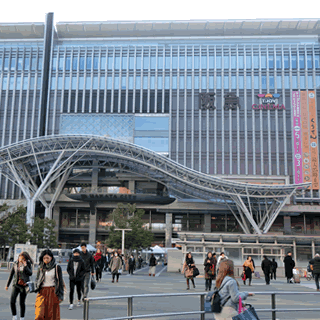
top-left (252, 93), bottom-right (285, 110)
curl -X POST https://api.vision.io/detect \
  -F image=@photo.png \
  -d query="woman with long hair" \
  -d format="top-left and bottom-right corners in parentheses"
top-left (204, 251), bottom-right (216, 291)
top-left (34, 249), bottom-right (64, 320)
top-left (214, 259), bottom-right (254, 320)
top-left (109, 251), bottom-right (123, 283)
top-left (5, 252), bottom-right (33, 320)
top-left (94, 248), bottom-right (103, 282)
top-left (242, 256), bottom-right (254, 286)
top-left (182, 252), bottom-right (196, 290)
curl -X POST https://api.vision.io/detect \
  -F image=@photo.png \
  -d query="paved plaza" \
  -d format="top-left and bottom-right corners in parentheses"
top-left (1, 265), bottom-right (320, 320)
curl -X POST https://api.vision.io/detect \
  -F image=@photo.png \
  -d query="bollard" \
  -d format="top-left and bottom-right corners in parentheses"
top-left (271, 293), bottom-right (276, 320)
top-left (83, 299), bottom-right (89, 320)
top-left (200, 294), bottom-right (205, 320)
top-left (127, 297), bottom-right (133, 320)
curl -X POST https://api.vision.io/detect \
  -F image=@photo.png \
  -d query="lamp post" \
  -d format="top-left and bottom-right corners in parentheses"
top-left (114, 228), bottom-right (132, 255)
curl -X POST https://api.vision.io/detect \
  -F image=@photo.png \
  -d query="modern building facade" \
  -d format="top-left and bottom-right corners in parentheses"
top-left (1, 13), bottom-right (320, 266)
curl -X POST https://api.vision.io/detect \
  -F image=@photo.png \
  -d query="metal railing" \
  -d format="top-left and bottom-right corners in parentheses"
top-left (83, 291), bottom-right (320, 320)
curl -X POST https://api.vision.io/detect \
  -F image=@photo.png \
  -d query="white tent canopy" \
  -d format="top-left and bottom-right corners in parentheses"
top-left (72, 244), bottom-right (97, 252)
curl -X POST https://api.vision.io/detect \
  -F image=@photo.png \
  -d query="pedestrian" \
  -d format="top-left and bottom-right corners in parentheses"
top-left (182, 252), bottom-right (196, 290)
top-left (138, 255), bottom-right (143, 269)
top-left (283, 251), bottom-right (295, 283)
top-left (270, 258), bottom-right (278, 280)
top-left (5, 251), bottom-right (33, 320)
top-left (216, 252), bottom-right (228, 274)
top-left (109, 251), bottom-right (123, 283)
top-left (128, 254), bottom-right (136, 275)
top-left (34, 249), bottom-right (64, 320)
top-left (94, 249), bottom-right (103, 282)
top-left (248, 256), bottom-right (255, 269)
top-left (242, 256), bottom-right (254, 286)
top-left (67, 249), bottom-right (86, 310)
top-left (149, 253), bottom-right (157, 277)
top-left (261, 256), bottom-right (272, 285)
top-left (80, 243), bottom-right (95, 301)
top-left (213, 259), bottom-right (254, 320)
top-left (101, 252), bottom-right (106, 273)
top-left (309, 253), bottom-right (320, 291)
top-left (203, 251), bottom-right (216, 291)
top-left (105, 252), bottom-right (111, 272)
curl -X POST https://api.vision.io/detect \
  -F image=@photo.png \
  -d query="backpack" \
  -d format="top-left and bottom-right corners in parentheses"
top-left (210, 280), bottom-right (232, 313)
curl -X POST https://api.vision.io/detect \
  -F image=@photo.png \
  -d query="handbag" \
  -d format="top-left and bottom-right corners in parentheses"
top-left (90, 276), bottom-right (96, 290)
top-left (241, 272), bottom-right (246, 281)
top-left (232, 304), bottom-right (260, 320)
top-left (18, 279), bottom-right (27, 286)
top-left (193, 267), bottom-right (200, 277)
top-left (207, 265), bottom-right (214, 277)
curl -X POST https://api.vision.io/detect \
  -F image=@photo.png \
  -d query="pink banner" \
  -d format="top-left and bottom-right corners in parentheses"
top-left (292, 91), bottom-right (303, 184)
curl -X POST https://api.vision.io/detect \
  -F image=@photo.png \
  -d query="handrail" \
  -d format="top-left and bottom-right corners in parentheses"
top-left (83, 291), bottom-right (320, 320)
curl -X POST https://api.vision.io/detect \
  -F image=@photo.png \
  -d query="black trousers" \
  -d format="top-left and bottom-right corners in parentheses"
top-left (129, 266), bottom-right (134, 274)
top-left (96, 267), bottom-right (102, 281)
top-left (264, 272), bottom-right (270, 284)
top-left (69, 279), bottom-right (82, 304)
top-left (314, 273), bottom-right (320, 290)
top-left (10, 285), bottom-right (27, 317)
top-left (205, 279), bottom-right (212, 290)
top-left (270, 271), bottom-right (277, 280)
top-left (112, 273), bottom-right (120, 281)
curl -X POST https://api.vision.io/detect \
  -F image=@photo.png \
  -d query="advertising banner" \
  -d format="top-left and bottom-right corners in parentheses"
top-left (300, 91), bottom-right (311, 188)
top-left (309, 91), bottom-right (319, 190)
top-left (292, 91), bottom-right (303, 184)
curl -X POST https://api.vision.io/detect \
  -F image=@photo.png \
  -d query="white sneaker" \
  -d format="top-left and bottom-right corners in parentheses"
top-left (20, 318), bottom-right (24, 320)
top-left (12, 316), bottom-right (17, 320)
top-left (68, 304), bottom-right (73, 310)
top-left (77, 301), bottom-right (81, 307)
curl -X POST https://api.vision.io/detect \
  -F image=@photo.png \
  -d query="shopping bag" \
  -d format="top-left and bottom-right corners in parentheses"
top-left (241, 272), bottom-right (246, 281)
top-left (193, 267), bottom-right (200, 277)
top-left (90, 276), bottom-right (96, 290)
top-left (118, 268), bottom-right (122, 274)
top-left (232, 304), bottom-right (260, 320)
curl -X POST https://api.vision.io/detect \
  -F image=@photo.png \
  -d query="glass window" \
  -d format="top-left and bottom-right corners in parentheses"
top-left (51, 57), bottom-right (57, 70)
top-left (78, 210), bottom-right (90, 228)
top-left (64, 76), bottom-right (69, 90)
top-left (114, 56), bottom-right (120, 70)
top-left (268, 55), bottom-right (274, 69)
top-left (134, 137), bottom-right (169, 152)
top-left (308, 76), bottom-right (313, 89)
top-left (22, 76), bottom-right (28, 90)
top-left (101, 57), bottom-right (106, 70)
top-left (276, 55), bottom-right (281, 69)
top-left (135, 116), bottom-right (169, 130)
top-left (276, 75), bottom-right (282, 89)
top-left (253, 55), bottom-right (259, 69)
top-left (4, 57), bottom-right (9, 70)
top-left (136, 56), bottom-right (141, 69)
top-left (209, 76), bottom-right (214, 89)
top-left (38, 77), bottom-right (44, 89)
top-left (180, 75), bottom-right (185, 89)
top-left (223, 56), bottom-right (229, 69)
top-left (150, 76), bottom-right (155, 89)
top-left (143, 56), bottom-right (149, 69)
top-left (216, 76), bottom-right (221, 89)
top-left (316, 75), bottom-right (320, 87)
top-left (291, 54), bottom-right (297, 69)
top-left (216, 56), bottom-right (222, 69)
top-left (239, 75), bottom-right (244, 89)
top-left (50, 77), bottom-right (56, 90)
top-left (165, 56), bottom-right (170, 69)
top-left (114, 76), bottom-right (119, 89)
top-left (2, 77), bottom-right (7, 90)
top-left (254, 76), bottom-right (259, 89)
top-left (194, 56), bottom-right (199, 69)
top-left (172, 56), bottom-right (178, 69)
top-left (17, 58), bottom-right (23, 70)
top-left (121, 76), bottom-right (126, 89)
top-left (299, 54), bottom-right (305, 69)
top-left (231, 56), bottom-right (236, 69)
top-left (315, 55), bottom-right (320, 69)
top-left (72, 77), bottom-right (77, 89)
top-left (179, 56), bottom-right (185, 69)
top-left (283, 55), bottom-right (289, 69)
top-left (58, 77), bottom-right (63, 90)
top-left (108, 56), bottom-right (114, 70)
top-left (246, 75), bottom-right (251, 89)
top-left (129, 57), bottom-right (135, 69)
top-left (201, 76), bottom-right (206, 89)
top-left (72, 57), bottom-right (78, 70)
top-left (150, 56), bottom-right (156, 69)
top-left (122, 56), bottom-right (127, 70)
top-left (10, 57), bottom-right (16, 70)
top-left (284, 75), bottom-right (289, 89)
top-left (165, 76), bottom-right (170, 89)
top-left (269, 76), bottom-right (275, 89)
top-left (37, 57), bottom-right (42, 70)
top-left (262, 75), bottom-right (267, 89)
top-left (238, 55), bottom-right (244, 69)
top-left (307, 55), bottom-right (312, 69)
top-left (79, 57), bottom-right (85, 70)
top-left (157, 56), bottom-right (163, 69)
top-left (99, 76), bottom-right (105, 89)
top-left (261, 55), bottom-right (267, 69)
top-left (129, 76), bottom-right (134, 89)
top-left (15, 77), bottom-right (21, 90)
top-left (246, 55), bottom-right (252, 69)
top-left (201, 56), bottom-right (207, 69)
top-left (107, 76), bottom-right (112, 89)
top-left (209, 55), bottom-right (214, 69)
top-left (292, 75), bottom-right (297, 89)
top-left (300, 75), bottom-right (305, 89)
top-left (0, 57), bottom-right (2, 70)
top-left (29, 77), bottom-right (35, 89)
top-left (231, 76), bottom-right (236, 89)
top-left (136, 76), bottom-right (141, 89)
top-left (157, 76), bottom-right (162, 89)
top-left (187, 56), bottom-right (192, 69)
top-left (187, 76), bottom-right (192, 89)
top-left (58, 57), bottom-right (64, 70)
top-left (224, 75), bottom-right (229, 89)
top-left (194, 76), bottom-right (199, 89)
top-left (78, 76), bottom-right (84, 89)
top-left (143, 76), bottom-right (148, 89)
top-left (94, 57), bottom-right (99, 70)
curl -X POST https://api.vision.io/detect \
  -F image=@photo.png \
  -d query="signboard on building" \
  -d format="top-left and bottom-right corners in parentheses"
top-left (14, 244), bottom-right (37, 264)
top-left (252, 93), bottom-right (285, 110)
top-left (292, 91), bottom-right (303, 184)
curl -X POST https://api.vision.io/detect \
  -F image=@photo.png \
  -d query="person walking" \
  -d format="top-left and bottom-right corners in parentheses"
top-left (309, 253), bottom-right (320, 291)
top-left (261, 256), bottom-right (272, 285)
top-left (213, 259), bottom-right (254, 320)
top-left (149, 253), bottom-right (157, 277)
top-left (248, 256), bottom-right (255, 269)
top-left (109, 251), bottom-right (123, 283)
top-left (67, 249), bottom-right (86, 310)
top-left (5, 252), bottom-right (33, 320)
top-left (104, 252), bottom-right (111, 272)
top-left (182, 252), bottom-right (196, 290)
top-left (283, 252), bottom-right (295, 283)
top-left (216, 252), bottom-right (228, 274)
top-left (80, 243), bottom-right (95, 301)
top-left (270, 258), bottom-right (278, 280)
top-left (204, 251), bottom-right (216, 291)
top-left (242, 256), bottom-right (254, 286)
top-left (94, 249), bottom-right (103, 282)
top-left (128, 254), bottom-right (136, 275)
top-left (138, 255), bottom-right (143, 269)
top-left (34, 249), bottom-right (64, 320)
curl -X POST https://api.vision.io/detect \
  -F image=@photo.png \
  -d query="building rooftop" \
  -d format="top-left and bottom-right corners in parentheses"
top-left (0, 23), bottom-right (44, 39)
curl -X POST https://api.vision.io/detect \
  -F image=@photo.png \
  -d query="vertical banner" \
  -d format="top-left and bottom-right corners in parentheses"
top-left (300, 91), bottom-right (311, 188)
top-left (292, 91), bottom-right (303, 184)
top-left (309, 91), bottom-right (319, 190)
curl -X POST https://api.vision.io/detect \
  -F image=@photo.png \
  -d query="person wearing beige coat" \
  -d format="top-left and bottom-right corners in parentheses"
top-left (109, 253), bottom-right (123, 283)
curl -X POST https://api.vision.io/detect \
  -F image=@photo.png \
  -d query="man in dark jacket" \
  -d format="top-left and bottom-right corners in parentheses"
top-left (283, 252), bottom-right (295, 283)
top-left (309, 253), bottom-right (320, 291)
top-left (270, 258), bottom-right (278, 280)
top-left (80, 243), bottom-right (95, 301)
top-left (67, 249), bottom-right (86, 309)
top-left (261, 256), bottom-right (272, 285)
top-left (138, 256), bottom-right (143, 269)
top-left (128, 255), bottom-right (136, 275)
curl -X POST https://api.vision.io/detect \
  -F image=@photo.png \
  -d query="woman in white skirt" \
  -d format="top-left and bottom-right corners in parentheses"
top-left (149, 254), bottom-right (157, 276)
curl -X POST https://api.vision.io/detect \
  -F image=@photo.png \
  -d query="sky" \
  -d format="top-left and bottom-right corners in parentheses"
top-left (0, 0), bottom-right (319, 24)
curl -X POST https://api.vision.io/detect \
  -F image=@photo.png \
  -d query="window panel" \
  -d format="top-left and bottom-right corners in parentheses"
top-left (15, 77), bottom-right (21, 90)
top-left (238, 55), bottom-right (244, 69)
top-left (216, 76), bottom-right (221, 89)
top-left (180, 75), bottom-right (185, 89)
top-left (316, 75), bottom-right (320, 87)
top-left (99, 76), bottom-right (105, 89)
top-left (72, 57), bottom-right (78, 70)
top-left (209, 55), bottom-right (214, 68)
top-left (143, 76), bottom-right (148, 89)
top-left (64, 76), bottom-right (69, 90)
top-left (172, 56), bottom-right (178, 69)
top-left (158, 76), bottom-right (162, 89)
top-left (143, 56), bottom-right (149, 69)
top-left (194, 56), bottom-right (199, 69)
top-left (261, 55), bottom-right (267, 69)
top-left (134, 137), bottom-right (169, 152)
top-left (150, 76), bottom-right (155, 89)
top-left (165, 76), bottom-right (170, 89)
top-left (299, 54), bottom-right (305, 69)
top-left (4, 57), bottom-right (9, 70)
top-left (135, 116), bottom-right (169, 130)
top-left (129, 57), bottom-right (134, 69)
top-left (72, 77), bottom-right (77, 89)
top-left (201, 56), bottom-right (207, 69)
top-left (246, 55), bottom-right (252, 69)
top-left (262, 75), bottom-right (267, 89)
top-left (114, 57), bottom-right (120, 70)
top-left (136, 76), bottom-right (141, 89)
top-left (254, 76), bottom-right (259, 89)
top-left (136, 56), bottom-right (141, 69)
top-left (58, 77), bottom-right (63, 90)
top-left (253, 55), bottom-right (259, 69)
top-left (51, 77), bottom-right (56, 90)
top-left (291, 54), bottom-right (297, 69)
top-left (108, 56), bottom-right (114, 70)
top-left (276, 55), bottom-right (281, 69)
top-left (122, 56), bottom-right (127, 70)
top-left (129, 76), bottom-right (134, 89)
top-left (231, 56), bottom-right (236, 69)
top-left (223, 56), bottom-right (229, 69)
top-left (315, 55), bottom-right (320, 69)
top-left (246, 75), bottom-right (251, 89)
top-left (10, 57), bottom-right (16, 70)
top-left (187, 56), bottom-right (192, 69)
top-left (65, 57), bottom-right (70, 70)
top-left (107, 76), bottom-right (112, 89)
top-left (308, 76), bottom-right (313, 89)
top-left (231, 76), bottom-right (236, 89)
top-left (94, 57), bottom-right (99, 70)
top-left (284, 55), bottom-right (289, 69)
top-left (78, 76), bottom-right (84, 89)
top-left (277, 75), bottom-right (282, 89)
top-left (307, 55), bottom-right (312, 69)
top-left (284, 75), bottom-right (289, 89)
top-left (239, 75), bottom-right (244, 89)
top-left (79, 57), bottom-right (85, 70)
top-left (179, 56), bottom-right (185, 69)
top-left (224, 75), bottom-right (229, 89)
top-left (165, 56), bottom-right (170, 69)
top-left (17, 58), bottom-right (23, 70)
top-left (157, 56), bottom-right (163, 69)
top-left (187, 76), bottom-right (192, 89)
top-left (93, 76), bottom-right (99, 89)
top-left (51, 57), bottom-right (56, 70)
top-left (58, 57), bottom-right (64, 71)
top-left (150, 56), bottom-right (156, 69)
top-left (292, 75), bottom-right (297, 89)
top-left (114, 77), bottom-right (119, 89)
top-left (216, 56), bottom-right (222, 69)
top-left (268, 55), bottom-right (274, 69)
top-left (172, 76), bottom-right (177, 89)
top-left (269, 76), bottom-right (275, 89)
top-left (202, 76), bottom-right (207, 89)
top-left (300, 75), bottom-right (305, 89)
top-left (209, 76), bottom-right (214, 89)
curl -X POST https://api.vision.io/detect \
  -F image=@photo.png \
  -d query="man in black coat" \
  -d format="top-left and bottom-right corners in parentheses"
top-left (261, 256), bottom-right (272, 285)
top-left (128, 254), bottom-right (136, 275)
top-left (270, 258), bottom-right (278, 280)
top-left (283, 252), bottom-right (295, 283)
top-left (67, 249), bottom-right (86, 309)
top-left (80, 243), bottom-right (95, 301)
top-left (309, 253), bottom-right (320, 291)
top-left (138, 255), bottom-right (143, 269)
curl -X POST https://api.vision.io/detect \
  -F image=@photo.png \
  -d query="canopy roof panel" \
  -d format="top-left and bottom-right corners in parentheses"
top-left (0, 23), bottom-right (44, 39)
